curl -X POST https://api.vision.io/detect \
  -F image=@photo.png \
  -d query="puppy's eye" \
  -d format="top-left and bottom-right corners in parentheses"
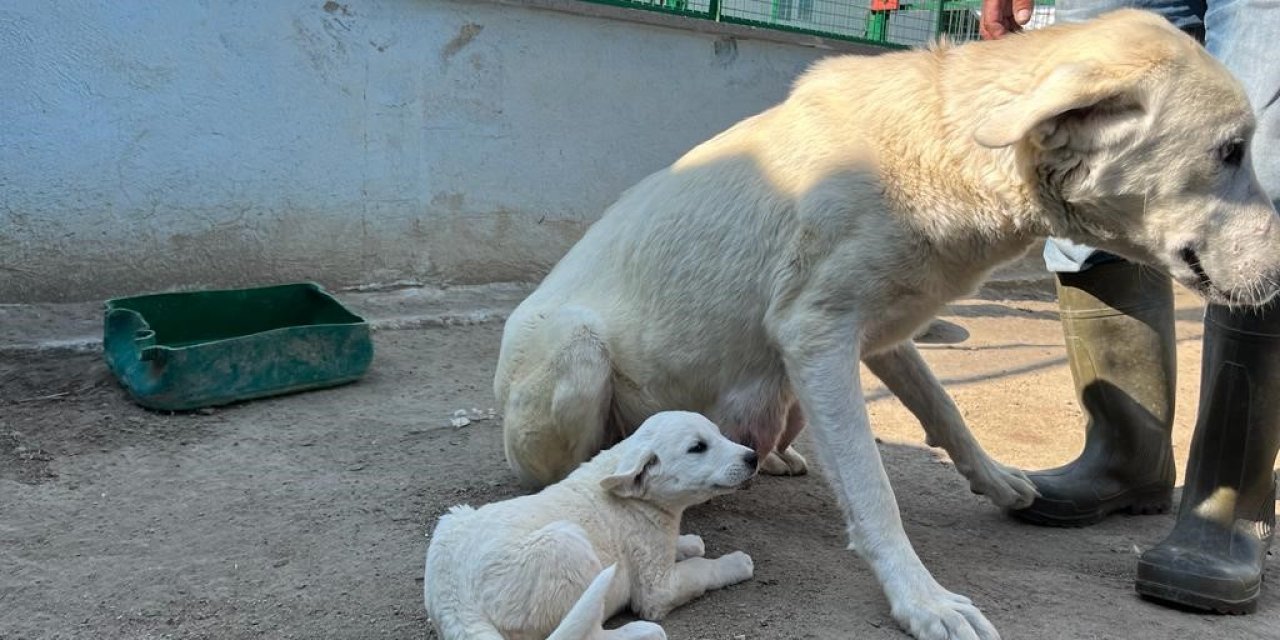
top-left (1219, 139), bottom-right (1245, 167)
top-left (687, 440), bottom-right (707, 454)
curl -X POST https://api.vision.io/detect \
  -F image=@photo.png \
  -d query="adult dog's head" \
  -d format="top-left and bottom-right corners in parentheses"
top-left (601, 411), bottom-right (757, 509)
top-left (975, 9), bottom-right (1280, 307)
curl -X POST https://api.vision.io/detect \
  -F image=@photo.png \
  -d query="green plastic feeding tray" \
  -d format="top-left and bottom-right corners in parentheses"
top-left (103, 282), bottom-right (373, 411)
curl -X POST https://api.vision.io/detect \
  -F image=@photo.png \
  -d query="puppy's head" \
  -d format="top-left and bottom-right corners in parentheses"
top-left (975, 9), bottom-right (1280, 307)
top-left (600, 411), bottom-right (757, 509)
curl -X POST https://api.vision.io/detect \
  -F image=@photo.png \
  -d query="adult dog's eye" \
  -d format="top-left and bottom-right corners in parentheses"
top-left (1219, 139), bottom-right (1245, 167)
top-left (687, 440), bottom-right (707, 454)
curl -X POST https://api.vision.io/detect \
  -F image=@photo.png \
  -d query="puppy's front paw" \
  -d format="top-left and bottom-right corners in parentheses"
top-left (676, 534), bottom-right (705, 560)
top-left (716, 551), bottom-right (754, 585)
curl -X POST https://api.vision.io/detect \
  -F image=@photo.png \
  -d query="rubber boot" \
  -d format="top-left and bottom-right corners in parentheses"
top-left (1135, 304), bottom-right (1280, 614)
top-left (1010, 261), bottom-right (1177, 526)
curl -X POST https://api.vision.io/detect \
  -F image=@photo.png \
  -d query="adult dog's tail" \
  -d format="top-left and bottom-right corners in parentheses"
top-left (546, 563), bottom-right (619, 640)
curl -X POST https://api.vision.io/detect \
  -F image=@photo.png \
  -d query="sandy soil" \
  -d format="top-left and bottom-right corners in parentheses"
top-left (1, 286), bottom-right (1276, 640)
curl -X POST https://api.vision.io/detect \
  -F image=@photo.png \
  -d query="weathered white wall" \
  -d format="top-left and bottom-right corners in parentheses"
top-left (0, 0), bottom-right (843, 302)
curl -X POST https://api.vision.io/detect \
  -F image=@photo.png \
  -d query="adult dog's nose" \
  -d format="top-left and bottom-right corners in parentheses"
top-left (743, 451), bottom-right (759, 467)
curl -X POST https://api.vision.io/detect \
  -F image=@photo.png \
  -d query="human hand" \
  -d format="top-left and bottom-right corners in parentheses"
top-left (979, 0), bottom-right (1035, 39)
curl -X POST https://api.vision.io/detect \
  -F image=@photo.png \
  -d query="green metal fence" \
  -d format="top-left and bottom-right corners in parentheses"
top-left (579, 0), bottom-right (1055, 48)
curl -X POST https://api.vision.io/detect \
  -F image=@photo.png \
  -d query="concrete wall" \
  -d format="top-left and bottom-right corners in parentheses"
top-left (0, 0), bottom-right (845, 303)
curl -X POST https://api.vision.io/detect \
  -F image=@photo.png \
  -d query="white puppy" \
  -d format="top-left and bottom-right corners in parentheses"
top-left (424, 411), bottom-right (758, 640)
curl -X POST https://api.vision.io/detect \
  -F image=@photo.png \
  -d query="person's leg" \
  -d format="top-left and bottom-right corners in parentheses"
top-left (1012, 0), bottom-right (1205, 526)
top-left (1049, 0), bottom-right (1204, 35)
top-left (1136, 306), bottom-right (1280, 612)
top-left (1134, 0), bottom-right (1280, 613)
top-left (1009, 262), bottom-right (1178, 526)
top-left (1204, 0), bottom-right (1280, 186)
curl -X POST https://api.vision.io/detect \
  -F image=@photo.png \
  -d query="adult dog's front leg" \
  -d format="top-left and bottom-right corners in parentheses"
top-left (865, 343), bottom-right (1037, 509)
top-left (633, 552), bottom-right (754, 620)
top-left (778, 322), bottom-right (998, 640)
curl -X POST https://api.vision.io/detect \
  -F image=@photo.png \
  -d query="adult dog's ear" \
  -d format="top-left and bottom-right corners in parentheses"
top-left (974, 63), bottom-right (1144, 149)
top-left (601, 449), bottom-right (660, 498)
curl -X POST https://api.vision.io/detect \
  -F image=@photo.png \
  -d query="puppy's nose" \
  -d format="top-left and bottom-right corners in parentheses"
top-left (743, 451), bottom-right (759, 467)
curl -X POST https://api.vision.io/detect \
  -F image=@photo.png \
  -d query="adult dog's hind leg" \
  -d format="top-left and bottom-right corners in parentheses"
top-left (761, 401), bottom-right (809, 476)
top-left (502, 306), bottom-right (613, 488)
top-left (863, 342), bottom-right (1037, 509)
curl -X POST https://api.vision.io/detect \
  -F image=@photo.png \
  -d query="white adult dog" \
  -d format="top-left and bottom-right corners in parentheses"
top-left (494, 9), bottom-right (1280, 640)
top-left (423, 411), bottom-right (758, 640)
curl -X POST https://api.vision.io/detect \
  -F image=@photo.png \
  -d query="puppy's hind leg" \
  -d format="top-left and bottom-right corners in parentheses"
top-left (502, 306), bottom-right (614, 487)
top-left (507, 522), bottom-right (626, 640)
top-left (675, 534), bottom-right (705, 560)
top-left (532, 541), bottom-right (667, 640)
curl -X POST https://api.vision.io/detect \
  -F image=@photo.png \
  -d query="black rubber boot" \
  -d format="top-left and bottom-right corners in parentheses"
top-left (1010, 261), bottom-right (1177, 527)
top-left (1135, 304), bottom-right (1280, 614)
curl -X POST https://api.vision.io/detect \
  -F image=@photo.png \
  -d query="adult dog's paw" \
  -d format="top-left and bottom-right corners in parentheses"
top-left (759, 446), bottom-right (809, 476)
top-left (716, 551), bottom-right (755, 585)
top-left (962, 458), bottom-right (1038, 510)
top-left (889, 581), bottom-right (1001, 640)
top-left (676, 534), bottom-right (705, 560)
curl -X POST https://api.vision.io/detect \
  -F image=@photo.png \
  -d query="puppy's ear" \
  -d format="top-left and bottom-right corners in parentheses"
top-left (974, 63), bottom-right (1143, 149)
top-left (601, 450), bottom-right (659, 499)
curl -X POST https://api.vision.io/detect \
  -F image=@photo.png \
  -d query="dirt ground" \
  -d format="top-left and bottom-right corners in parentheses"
top-left (1, 285), bottom-right (1276, 640)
